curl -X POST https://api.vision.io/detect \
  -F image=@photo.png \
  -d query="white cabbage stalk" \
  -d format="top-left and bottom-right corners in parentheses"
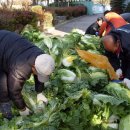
top-left (61, 74), bottom-right (76, 82)
top-left (109, 115), bottom-right (120, 123)
top-left (37, 101), bottom-right (45, 109)
top-left (72, 28), bottom-right (85, 35)
top-left (53, 49), bottom-right (59, 55)
top-left (38, 33), bottom-right (44, 39)
top-left (58, 69), bottom-right (76, 83)
top-left (62, 56), bottom-right (76, 67)
top-left (84, 35), bottom-right (92, 39)
top-left (93, 98), bottom-right (102, 106)
top-left (108, 123), bottom-right (119, 129)
top-left (28, 97), bottom-right (36, 110)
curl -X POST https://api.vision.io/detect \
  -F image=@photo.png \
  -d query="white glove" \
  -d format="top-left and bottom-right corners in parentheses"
top-left (19, 107), bottom-right (30, 116)
top-left (123, 78), bottom-right (130, 89)
top-left (37, 93), bottom-right (48, 105)
top-left (116, 69), bottom-right (122, 78)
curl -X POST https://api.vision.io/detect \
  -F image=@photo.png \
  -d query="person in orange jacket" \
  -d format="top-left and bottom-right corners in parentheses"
top-left (99, 10), bottom-right (127, 37)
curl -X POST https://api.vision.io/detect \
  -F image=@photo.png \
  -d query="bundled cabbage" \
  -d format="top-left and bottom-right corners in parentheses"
top-left (0, 27), bottom-right (129, 130)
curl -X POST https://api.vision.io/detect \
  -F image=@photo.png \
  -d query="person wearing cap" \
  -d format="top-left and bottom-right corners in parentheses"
top-left (99, 11), bottom-right (127, 37)
top-left (85, 17), bottom-right (104, 35)
top-left (0, 30), bottom-right (55, 119)
top-left (102, 24), bottom-right (130, 89)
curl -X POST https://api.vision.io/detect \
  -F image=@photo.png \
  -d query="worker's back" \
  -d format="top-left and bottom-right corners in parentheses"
top-left (121, 13), bottom-right (130, 23)
top-left (99, 12), bottom-right (127, 36)
top-left (0, 30), bottom-right (43, 74)
top-left (85, 22), bottom-right (99, 35)
top-left (106, 12), bottom-right (127, 33)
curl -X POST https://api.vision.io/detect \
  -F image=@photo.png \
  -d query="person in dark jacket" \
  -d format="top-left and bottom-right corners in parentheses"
top-left (0, 30), bottom-right (55, 119)
top-left (85, 17), bottom-right (103, 35)
top-left (121, 13), bottom-right (130, 23)
top-left (102, 24), bottom-right (130, 88)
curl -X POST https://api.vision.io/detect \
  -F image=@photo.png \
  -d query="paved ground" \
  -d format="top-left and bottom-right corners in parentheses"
top-left (47, 14), bottom-right (102, 36)
top-left (55, 14), bottom-right (103, 33)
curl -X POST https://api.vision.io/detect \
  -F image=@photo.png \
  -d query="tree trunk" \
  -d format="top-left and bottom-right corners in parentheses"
top-left (102, 4), bottom-right (105, 12)
top-left (36, 0), bottom-right (38, 4)
top-left (47, 0), bottom-right (49, 6)
top-left (9, 0), bottom-right (13, 9)
top-left (32, 0), bottom-right (37, 5)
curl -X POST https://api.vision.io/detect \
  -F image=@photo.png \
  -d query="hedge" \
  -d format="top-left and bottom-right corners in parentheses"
top-left (0, 9), bottom-right (37, 32)
top-left (46, 6), bottom-right (87, 19)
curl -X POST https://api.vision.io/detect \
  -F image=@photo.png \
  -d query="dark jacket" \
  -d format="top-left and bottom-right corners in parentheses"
top-left (121, 13), bottom-right (130, 23)
top-left (85, 22), bottom-right (99, 35)
top-left (105, 24), bottom-right (130, 79)
top-left (0, 30), bottom-right (44, 109)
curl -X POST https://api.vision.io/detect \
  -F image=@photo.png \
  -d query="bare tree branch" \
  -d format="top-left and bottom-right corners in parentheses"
top-left (0, 0), bottom-right (14, 9)
top-left (95, 0), bottom-right (110, 6)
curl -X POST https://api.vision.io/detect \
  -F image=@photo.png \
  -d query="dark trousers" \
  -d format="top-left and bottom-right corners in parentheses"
top-left (0, 69), bottom-right (10, 103)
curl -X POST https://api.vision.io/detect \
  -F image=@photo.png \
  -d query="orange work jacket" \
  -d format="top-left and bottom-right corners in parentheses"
top-left (99, 12), bottom-right (127, 37)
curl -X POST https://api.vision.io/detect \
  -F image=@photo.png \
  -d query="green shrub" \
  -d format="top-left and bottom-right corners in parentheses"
top-left (46, 6), bottom-right (87, 19)
top-left (110, 0), bottom-right (126, 14)
top-left (125, 2), bottom-right (130, 12)
top-left (13, 10), bottom-right (37, 26)
top-left (0, 9), bottom-right (37, 32)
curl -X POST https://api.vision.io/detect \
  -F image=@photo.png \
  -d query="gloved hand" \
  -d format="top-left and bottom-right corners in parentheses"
top-left (37, 93), bottom-right (48, 105)
top-left (116, 69), bottom-right (122, 78)
top-left (112, 80), bottom-right (122, 83)
top-left (123, 78), bottom-right (130, 89)
top-left (19, 107), bottom-right (30, 116)
top-left (95, 32), bottom-right (99, 36)
top-left (0, 102), bottom-right (13, 120)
